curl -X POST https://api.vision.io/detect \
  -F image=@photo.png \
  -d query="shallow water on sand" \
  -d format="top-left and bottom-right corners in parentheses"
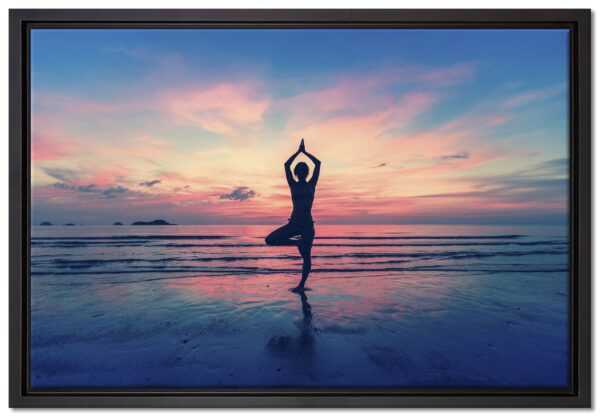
top-left (30, 224), bottom-right (569, 389)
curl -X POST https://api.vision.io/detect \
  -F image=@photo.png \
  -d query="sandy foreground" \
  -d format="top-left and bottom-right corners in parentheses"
top-left (31, 267), bottom-right (568, 389)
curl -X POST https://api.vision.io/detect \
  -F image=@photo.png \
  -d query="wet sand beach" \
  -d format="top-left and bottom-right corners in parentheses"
top-left (30, 224), bottom-right (569, 389)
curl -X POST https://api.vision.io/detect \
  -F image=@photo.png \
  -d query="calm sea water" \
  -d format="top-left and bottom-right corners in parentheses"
top-left (31, 224), bottom-right (568, 279)
top-left (30, 224), bottom-right (569, 389)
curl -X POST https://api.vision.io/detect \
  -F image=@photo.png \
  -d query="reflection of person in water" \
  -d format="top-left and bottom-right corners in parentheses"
top-left (297, 290), bottom-right (314, 349)
top-left (265, 139), bottom-right (320, 292)
top-left (266, 290), bottom-right (316, 379)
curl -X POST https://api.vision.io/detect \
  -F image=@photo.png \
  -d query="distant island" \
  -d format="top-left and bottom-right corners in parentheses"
top-left (113, 222), bottom-right (123, 226)
top-left (64, 223), bottom-right (75, 226)
top-left (39, 221), bottom-right (53, 226)
top-left (131, 219), bottom-right (175, 226)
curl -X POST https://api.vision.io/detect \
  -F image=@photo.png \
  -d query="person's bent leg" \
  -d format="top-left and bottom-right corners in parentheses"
top-left (265, 223), bottom-right (299, 246)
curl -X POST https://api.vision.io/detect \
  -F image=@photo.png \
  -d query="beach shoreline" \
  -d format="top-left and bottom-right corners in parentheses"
top-left (30, 224), bottom-right (569, 389)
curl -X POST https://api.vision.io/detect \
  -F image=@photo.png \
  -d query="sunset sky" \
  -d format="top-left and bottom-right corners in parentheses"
top-left (31, 29), bottom-right (569, 225)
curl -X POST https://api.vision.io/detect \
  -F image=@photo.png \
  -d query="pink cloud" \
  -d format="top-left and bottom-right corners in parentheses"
top-left (31, 131), bottom-right (74, 162)
top-left (501, 84), bottom-right (565, 109)
top-left (34, 80), bottom-right (271, 138)
top-left (281, 62), bottom-right (475, 130)
top-left (160, 82), bottom-right (270, 135)
top-left (290, 90), bottom-right (439, 155)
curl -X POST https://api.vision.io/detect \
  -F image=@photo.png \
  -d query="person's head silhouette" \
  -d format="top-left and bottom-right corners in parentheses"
top-left (294, 162), bottom-right (309, 182)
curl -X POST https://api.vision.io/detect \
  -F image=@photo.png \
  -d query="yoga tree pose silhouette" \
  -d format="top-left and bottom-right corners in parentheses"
top-left (265, 139), bottom-right (321, 292)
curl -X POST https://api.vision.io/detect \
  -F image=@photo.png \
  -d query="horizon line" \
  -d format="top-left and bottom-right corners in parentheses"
top-left (32, 222), bottom-right (568, 227)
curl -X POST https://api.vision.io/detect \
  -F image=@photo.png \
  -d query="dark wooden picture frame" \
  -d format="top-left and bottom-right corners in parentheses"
top-left (9, 9), bottom-right (591, 408)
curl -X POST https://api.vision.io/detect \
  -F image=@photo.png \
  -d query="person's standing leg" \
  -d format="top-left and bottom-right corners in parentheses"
top-left (295, 225), bottom-right (315, 290)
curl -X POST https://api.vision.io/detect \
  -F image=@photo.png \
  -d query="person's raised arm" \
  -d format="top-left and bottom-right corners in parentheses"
top-left (304, 148), bottom-right (321, 187)
top-left (284, 147), bottom-right (302, 186)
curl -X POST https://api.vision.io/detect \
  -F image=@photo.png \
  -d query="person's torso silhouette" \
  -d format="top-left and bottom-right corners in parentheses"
top-left (290, 181), bottom-right (315, 224)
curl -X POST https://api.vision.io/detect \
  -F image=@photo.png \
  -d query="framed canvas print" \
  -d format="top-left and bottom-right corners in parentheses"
top-left (9, 9), bottom-right (591, 408)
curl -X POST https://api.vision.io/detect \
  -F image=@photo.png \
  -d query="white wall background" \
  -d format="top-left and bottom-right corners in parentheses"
top-left (0, 0), bottom-right (596, 415)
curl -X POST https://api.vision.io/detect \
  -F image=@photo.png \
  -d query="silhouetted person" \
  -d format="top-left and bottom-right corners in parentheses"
top-left (265, 139), bottom-right (320, 292)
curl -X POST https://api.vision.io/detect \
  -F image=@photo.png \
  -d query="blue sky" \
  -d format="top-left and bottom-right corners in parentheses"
top-left (31, 29), bottom-right (569, 225)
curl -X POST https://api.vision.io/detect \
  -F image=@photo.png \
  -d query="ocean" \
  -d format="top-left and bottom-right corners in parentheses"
top-left (30, 224), bottom-right (569, 389)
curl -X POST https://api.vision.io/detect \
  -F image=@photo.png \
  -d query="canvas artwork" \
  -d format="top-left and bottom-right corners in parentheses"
top-left (30, 29), bottom-right (569, 389)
